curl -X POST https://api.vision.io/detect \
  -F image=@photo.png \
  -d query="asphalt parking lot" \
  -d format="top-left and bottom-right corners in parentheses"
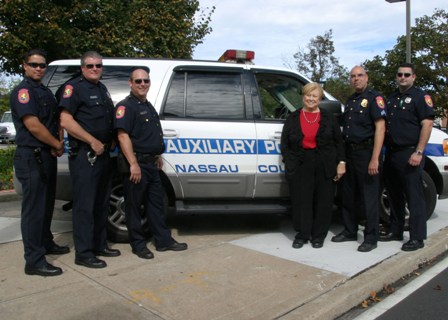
top-left (1, 194), bottom-right (448, 320)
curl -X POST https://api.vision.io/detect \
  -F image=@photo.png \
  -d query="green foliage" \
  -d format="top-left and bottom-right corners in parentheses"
top-left (0, 0), bottom-right (215, 75)
top-left (290, 29), bottom-right (351, 103)
top-left (0, 146), bottom-right (15, 190)
top-left (323, 75), bottom-right (352, 105)
top-left (363, 9), bottom-right (447, 118)
top-left (0, 75), bottom-right (20, 116)
top-left (292, 29), bottom-right (348, 83)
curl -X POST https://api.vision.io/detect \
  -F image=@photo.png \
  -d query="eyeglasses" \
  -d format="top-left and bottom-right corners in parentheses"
top-left (396, 72), bottom-right (412, 78)
top-left (27, 62), bottom-right (47, 69)
top-left (84, 64), bottom-right (103, 69)
top-left (134, 79), bottom-right (150, 84)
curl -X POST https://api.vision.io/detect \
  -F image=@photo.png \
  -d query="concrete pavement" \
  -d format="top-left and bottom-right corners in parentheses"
top-left (1, 191), bottom-right (448, 320)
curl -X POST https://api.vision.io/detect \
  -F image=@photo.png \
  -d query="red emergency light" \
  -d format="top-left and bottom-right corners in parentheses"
top-left (218, 50), bottom-right (255, 64)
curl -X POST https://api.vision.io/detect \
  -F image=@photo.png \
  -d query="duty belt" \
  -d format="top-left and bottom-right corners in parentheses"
top-left (346, 139), bottom-right (373, 151)
top-left (386, 145), bottom-right (416, 152)
top-left (136, 153), bottom-right (159, 164)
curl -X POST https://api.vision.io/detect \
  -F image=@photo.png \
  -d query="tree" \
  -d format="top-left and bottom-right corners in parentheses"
top-left (0, 74), bottom-right (19, 115)
top-left (364, 9), bottom-right (447, 118)
top-left (0, 0), bottom-right (215, 75)
top-left (292, 29), bottom-right (348, 83)
top-left (290, 29), bottom-right (351, 103)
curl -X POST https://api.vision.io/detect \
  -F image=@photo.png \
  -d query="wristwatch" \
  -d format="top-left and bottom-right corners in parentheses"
top-left (415, 150), bottom-right (423, 155)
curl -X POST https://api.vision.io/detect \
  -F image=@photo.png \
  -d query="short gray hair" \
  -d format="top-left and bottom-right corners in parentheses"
top-left (80, 51), bottom-right (102, 66)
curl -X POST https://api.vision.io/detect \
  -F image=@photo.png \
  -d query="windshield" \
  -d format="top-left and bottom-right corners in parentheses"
top-left (1, 112), bottom-right (12, 122)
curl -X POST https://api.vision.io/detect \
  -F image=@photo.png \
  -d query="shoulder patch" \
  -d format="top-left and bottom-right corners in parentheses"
top-left (18, 88), bottom-right (30, 104)
top-left (63, 84), bottom-right (73, 98)
top-left (375, 96), bottom-right (385, 109)
top-left (116, 105), bottom-right (126, 119)
top-left (424, 95), bottom-right (433, 108)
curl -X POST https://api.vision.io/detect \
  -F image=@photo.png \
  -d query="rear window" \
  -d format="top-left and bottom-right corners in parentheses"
top-left (162, 71), bottom-right (246, 120)
top-left (43, 65), bottom-right (134, 103)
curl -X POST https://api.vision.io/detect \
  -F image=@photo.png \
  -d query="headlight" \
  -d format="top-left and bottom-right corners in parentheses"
top-left (443, 139), bottom-right (448, 156)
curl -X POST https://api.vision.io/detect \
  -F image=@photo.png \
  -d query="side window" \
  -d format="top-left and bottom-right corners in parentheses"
top-left (44, 65), bottom-right (133, 104)
top-left (163, 73), bottom-right (186, 117)
top-left (163, 71), bottom-right (245, 119)
top-left (255, 73), bottom-right (305, 120)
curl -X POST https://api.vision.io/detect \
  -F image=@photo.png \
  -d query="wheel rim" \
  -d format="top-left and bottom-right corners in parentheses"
top-left (109, 184), bottom-right (127, 232)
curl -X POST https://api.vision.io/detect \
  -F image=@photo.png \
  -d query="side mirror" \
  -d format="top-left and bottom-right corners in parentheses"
top-left (319, 100), bottom-right (342, 120)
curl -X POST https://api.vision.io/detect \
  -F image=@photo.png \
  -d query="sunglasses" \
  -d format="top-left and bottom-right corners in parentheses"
top-left (27, 62), bottom-right (47, 69)
top-left (134, 79), bottom-right (150, 84)
top-left (85, 64), bottom-right (103, 69)
top-left (396, 72), bottom-right (412, 78)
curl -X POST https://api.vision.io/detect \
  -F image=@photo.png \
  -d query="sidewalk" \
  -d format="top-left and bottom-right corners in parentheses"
top-left (1, 192), bottom-right (447, 320)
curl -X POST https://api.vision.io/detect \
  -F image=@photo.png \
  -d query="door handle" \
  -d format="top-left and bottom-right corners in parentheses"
top-left (163, 129), bottom-right (178, 138)
top-left (271, 131), bottom-right (282, 140)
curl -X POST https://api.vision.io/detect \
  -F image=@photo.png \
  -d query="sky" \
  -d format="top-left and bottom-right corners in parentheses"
top-left (193, 0), bottom-right (447, 70)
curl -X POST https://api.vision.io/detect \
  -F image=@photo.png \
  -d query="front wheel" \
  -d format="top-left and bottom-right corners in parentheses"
top-left (380, 170), bottom-right (437, 226)
top-left (106, 181), bottom-right (170, 243)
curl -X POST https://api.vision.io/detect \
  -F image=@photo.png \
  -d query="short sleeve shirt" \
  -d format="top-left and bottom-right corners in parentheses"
top-left (10, 76), bottom-right (59, 147)
top-left (342, 87), bottom-right (386, 144)
top-left (114, 94), bottom-right (165, 155)
top-left (386, 86), bottom-right (435, 146)
top-left (58, 76), bottom-right (114, 143)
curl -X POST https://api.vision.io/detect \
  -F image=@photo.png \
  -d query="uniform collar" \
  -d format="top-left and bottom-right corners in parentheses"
top-left (80, 76), bottom-right (101, 87)
top-left (129, 92), bottom-right (148, 104)
top-left (24, 76), bottom-right (41, 87)
top-left (399, 85), bottom-right (416, 95)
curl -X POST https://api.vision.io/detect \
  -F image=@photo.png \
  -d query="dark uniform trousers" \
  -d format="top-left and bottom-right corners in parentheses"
top-left (124, 162), bottom-right (172, 251)
top-left (69, 146), bottom-right (111, 259)
top-left (14, 147), bottom-right (56, 267)
top-left (384, 148), bottom-right (426, 240)
top-left (288, 149), bottom-right (334, 242)
top-left (341, 148), bottom-right (381, 243)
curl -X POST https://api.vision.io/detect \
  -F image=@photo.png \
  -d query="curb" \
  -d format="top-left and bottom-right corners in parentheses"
top-left (0, 189), bottom-right (20, 202)
top-left (281, 226), bottom-right (448, 319)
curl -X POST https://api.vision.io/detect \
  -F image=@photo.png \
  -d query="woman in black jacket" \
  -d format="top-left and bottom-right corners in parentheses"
top-left (281, 82), bottom-right (345, 249)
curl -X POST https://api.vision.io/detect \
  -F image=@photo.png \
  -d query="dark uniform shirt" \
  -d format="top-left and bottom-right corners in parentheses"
top-left (342, 87), bottom-right (386, 144)
top-left (10, 76), bottom-right (59, 147)
top-left (58, 76), bottom-right (114, 143)
top-left (114, 93), bottom-right (165, 155)
top-left (386, 86), bottom-right (435, 147)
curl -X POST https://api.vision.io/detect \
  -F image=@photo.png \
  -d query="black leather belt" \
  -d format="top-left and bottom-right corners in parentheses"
top-left (387, 145), bottom-right (416, 152)
top-left (136, 153), bottom-right (159, 164)
top-left (346, 139), bottom-right (373, 151)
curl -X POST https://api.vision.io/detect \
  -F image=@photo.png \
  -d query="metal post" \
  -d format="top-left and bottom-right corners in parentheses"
top-left (406, 0), bottom-right (411, 63)
top-left (386, 0), bottom-right (411, 63)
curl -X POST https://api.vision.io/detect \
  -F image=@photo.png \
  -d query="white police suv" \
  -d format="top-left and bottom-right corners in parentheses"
top-left (15, 50), bottom-right (448, 242)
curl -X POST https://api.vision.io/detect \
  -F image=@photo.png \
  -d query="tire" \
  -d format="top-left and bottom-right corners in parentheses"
top-left (106, 180), bottom-right (170, 243)
top-left (380, 170), bottom-right (437, 226)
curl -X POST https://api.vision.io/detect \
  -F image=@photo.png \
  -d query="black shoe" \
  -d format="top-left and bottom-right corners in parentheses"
top-left (402, 240), bottom-right (424, 251)
top-left (331, 232), bottom-right (357, 242)
top-left (379, 233), bottom-right (404, 242)
top-left (292, 238), bottom-right (307, 249)
top-left (25, 262), bottom-right (62, 277)
top-left (95, 247), bottom-right (121, 257)
top-left (46, 243), bottom-right (70, 255)
top-left (75, 257), bottom-right (107, 268)
top-left (358, 242), bottom-right (377, 252)
top-left (132, 247), bottom-right (154, 260)
top-left (311, 241), bottom-right (324, 249)
top-left (156, 241), bottom-right (188, 252)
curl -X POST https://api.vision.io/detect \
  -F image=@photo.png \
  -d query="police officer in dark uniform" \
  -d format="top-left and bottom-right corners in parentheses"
top-left (332, 66), bottom-right (386, 252)
top-left (59, 51), bottom-right (120, 268)
top-left (380, 63), bottom-right (434, 251)
top-left (115, 67), bottom-right (187, 259)
top-left (11, 49), bottom-right (69, 276)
